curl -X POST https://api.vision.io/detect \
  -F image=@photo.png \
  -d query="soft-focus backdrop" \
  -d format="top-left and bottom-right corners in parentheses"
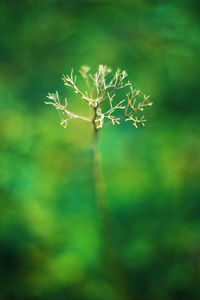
top-left (0, 0), bottom-right (200, 299)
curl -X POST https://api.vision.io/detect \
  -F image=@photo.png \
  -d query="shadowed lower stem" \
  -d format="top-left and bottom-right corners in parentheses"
top-left (91, 119), bottom-right (132, 300)
top-left (91, 106), bottom-right (107, 215)
top-left (92, 128), bottom-right (107, 217)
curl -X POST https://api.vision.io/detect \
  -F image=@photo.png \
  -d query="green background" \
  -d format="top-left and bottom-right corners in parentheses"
top-left (0, 0), bottom-right (200, 299)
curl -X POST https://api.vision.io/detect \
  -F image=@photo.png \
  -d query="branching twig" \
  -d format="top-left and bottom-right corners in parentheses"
top-left (45, 65), bottom-right (152, 130)
top-left (45, 90), bottom-right (90, 128)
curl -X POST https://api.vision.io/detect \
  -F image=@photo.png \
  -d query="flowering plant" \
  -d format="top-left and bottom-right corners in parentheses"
top-left (45, 65), bottom-right (152, 132)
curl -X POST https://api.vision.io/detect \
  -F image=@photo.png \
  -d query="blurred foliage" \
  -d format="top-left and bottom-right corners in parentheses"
top-left (0, 0), bottom-right (200, 299)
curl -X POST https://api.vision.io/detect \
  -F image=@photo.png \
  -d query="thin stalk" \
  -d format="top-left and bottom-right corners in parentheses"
top-left (92, 110), bottom-right (107, 216)
top-left (91, 110), bottom-right (132, 300)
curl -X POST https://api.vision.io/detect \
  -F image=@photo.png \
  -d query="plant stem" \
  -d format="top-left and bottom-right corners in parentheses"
top-left (92, 124), bottom-right (107, 216)
top-left (91, 111), bottom-right (131, 300)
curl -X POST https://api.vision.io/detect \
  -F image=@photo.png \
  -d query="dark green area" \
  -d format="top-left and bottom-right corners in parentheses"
top-left (0, 0), bottom-right (200, 299)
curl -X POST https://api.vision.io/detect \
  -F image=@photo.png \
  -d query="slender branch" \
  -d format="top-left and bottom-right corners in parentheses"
top-left (91, 114), bottom-right (132, 300)
top-left (91, 109), bottom-right (106, 212)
